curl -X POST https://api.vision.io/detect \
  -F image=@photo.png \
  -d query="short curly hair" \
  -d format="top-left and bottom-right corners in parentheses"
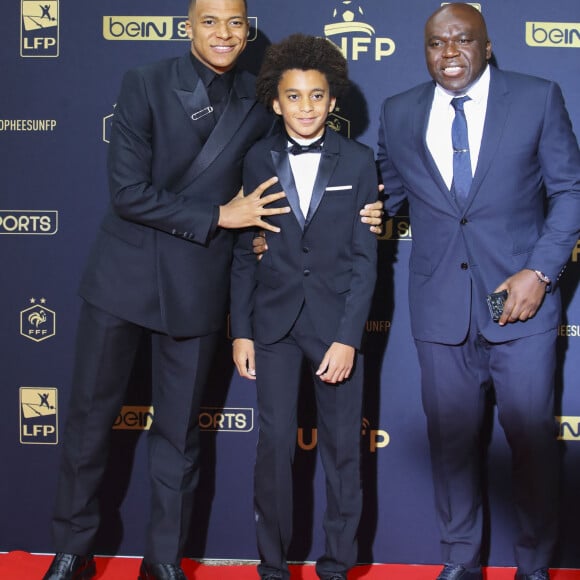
top-left (256, 34), bottom-right (350, 110)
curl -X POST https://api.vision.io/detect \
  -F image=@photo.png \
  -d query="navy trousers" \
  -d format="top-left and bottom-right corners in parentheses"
top-left (415, 324), bottom-right (560, 575)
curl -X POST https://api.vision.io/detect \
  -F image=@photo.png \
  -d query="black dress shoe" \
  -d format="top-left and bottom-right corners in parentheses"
top-left (42, 553), bottom-right (96, 580)
top-left (138, 560), bottom-right (187, 580)
top-left (515, 569), bottom-right (550, 580)
top-left (436, 564), bottom-right (483, 580)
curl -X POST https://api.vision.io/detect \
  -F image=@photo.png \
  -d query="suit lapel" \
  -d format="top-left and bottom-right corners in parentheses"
top-left (172, 56), bottom-right (257, 192)
top-left (271, 140), bottom-right (305, 230)
top-left (467, 67), bottom-right (509, 207)
top-left (196, 73), bottom-right (255, 175)
top-left (304, 130), bottom-right (340, 227)
top-left (414, 83), bottom-right (458, 209)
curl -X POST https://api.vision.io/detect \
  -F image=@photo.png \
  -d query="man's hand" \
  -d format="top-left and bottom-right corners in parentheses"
top-left (232, 338), bottom-right (256, 380)
top-left (218, 176), bottom-right (290, 233)
top-left (360, 186), bottom-right (385, 234)
top-left (494, 269), bottom-right (548, 326)
top-left (315, 342), bottom-right (355, 384)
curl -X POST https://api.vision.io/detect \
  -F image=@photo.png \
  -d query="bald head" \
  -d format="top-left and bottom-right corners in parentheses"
top-left (424, 2), bottom-right (491, 95)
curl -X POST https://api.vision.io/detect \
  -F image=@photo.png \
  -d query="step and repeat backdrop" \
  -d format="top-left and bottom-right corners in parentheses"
top-left (2, 0), bottom-right (580, 569)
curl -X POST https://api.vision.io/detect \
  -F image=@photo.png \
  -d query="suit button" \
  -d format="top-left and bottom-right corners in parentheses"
top-left (460, 218), bottom-right (468, 225)
top-left (303, 246), bottom-right (310, 253)
top-left (460, 262), bottom-right (469, 270)
top-left (303, 269), bottom-right (311, 276)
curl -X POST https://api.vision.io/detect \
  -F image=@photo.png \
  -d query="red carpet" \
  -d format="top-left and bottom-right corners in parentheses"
top-left (2, 552), bottom-right (580, 580)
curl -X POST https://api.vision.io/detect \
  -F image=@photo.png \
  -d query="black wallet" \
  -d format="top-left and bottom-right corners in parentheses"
top-left (486, 290), bottom-right (508, 322)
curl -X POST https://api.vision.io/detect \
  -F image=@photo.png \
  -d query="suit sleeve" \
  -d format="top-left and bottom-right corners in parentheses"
top-left (335, 147), bottom-right (379, 348)
top-left (107, 68), bottom-right (224, 245)
top-left (229, 153), bottom-right (262, 339)
top-left (377, 98), bottom-right (408, 217)
top-left (526, 81), bottom-right (580, 284)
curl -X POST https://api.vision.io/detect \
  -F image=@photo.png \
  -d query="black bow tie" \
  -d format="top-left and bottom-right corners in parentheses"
top-left (286, 134), bottom-right (324, 156)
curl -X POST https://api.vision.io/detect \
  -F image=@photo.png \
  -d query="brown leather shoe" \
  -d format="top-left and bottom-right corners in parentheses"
top-left (42, 553), bottom-right (96, 580)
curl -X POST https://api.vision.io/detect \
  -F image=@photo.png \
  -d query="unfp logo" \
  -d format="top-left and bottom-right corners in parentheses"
top-left (298, 417), bottom-right (390, 453)
top-left (20, 387), bottom-right (58, 444)
top-left (20, 297), bottom-right (56, 342)
top-left (324, 0), bottom-right (395, 61)
top-left (21, 1), bottom-right (59, 57)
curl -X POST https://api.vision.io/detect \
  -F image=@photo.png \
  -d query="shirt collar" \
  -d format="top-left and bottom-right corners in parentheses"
top-left (434, 64), bottom-right (490, 106)
top-left (189, 52), bottom-right (236, 91)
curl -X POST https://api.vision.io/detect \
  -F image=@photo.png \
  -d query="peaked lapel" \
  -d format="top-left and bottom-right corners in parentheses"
top-left (466, 67), bottom-right (509, 209)
top-left (172, 56), bottom-right (257, 193)
top-left (271, 135), bottom-right (305, 230)
top-left (304, 130), bottom-right (340, 228)
top-left (196, 71), bottom-right (256, 175)
top-left (173, 56), bottom-right (214, 151)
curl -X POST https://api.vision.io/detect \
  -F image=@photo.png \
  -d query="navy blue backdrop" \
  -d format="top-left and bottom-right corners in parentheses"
top-left (1, 0), bottom-right (580, 569)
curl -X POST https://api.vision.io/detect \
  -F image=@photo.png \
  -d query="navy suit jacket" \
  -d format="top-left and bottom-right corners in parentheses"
top-left (378, 66), bottom-right (580, 344)
top-left (230, 129), bottom-right (378, 349)
top-left (79, 53), bottom-right (273, 337)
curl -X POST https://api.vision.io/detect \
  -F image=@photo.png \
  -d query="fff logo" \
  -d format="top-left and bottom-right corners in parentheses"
top-left (20, 298), bottom-right (56, 342)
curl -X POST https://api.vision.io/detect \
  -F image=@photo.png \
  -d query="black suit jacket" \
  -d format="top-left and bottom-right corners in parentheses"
top-left (230, 129), bottom-right (378, 349)
top-left (79, 53), bottom-right (273, 337)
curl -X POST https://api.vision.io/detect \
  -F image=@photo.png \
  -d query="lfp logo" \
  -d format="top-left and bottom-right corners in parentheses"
top-left (20, 387), bottom-right (58, 444)
top-left (21, 0), bottom-right (59, 57)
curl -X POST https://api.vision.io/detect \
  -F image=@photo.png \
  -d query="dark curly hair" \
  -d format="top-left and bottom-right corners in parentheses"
top-left (256, 34), bottom-right (350, 110)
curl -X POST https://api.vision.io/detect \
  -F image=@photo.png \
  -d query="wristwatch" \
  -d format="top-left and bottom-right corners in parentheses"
top-left (532, 270), bottom-right (551, 284)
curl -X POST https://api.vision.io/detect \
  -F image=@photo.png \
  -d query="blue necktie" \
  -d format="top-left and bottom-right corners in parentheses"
top-left (451, 96), bottom-right (472, 204)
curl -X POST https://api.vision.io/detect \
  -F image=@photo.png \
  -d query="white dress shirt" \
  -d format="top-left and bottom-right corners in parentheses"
top-left (288, 138), bottom-right (323, 217)
top-left (426, 65), bottom-right (490, 190)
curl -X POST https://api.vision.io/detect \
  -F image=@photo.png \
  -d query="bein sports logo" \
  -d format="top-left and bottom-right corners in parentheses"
top-left (20, 297), bottom-right (56, 342)
top-left (21, 0), bottom-right (59, 57)
top-left (102, 15), bottom-right (258, 42)
top-left (557, 416), bottom-right (580, 441)
top-left (324, 0), bottom-right (395, 61)
top-left (20, 387), bottom-right (58, 444)
top-left (111, 406), bottom-right (254, 432)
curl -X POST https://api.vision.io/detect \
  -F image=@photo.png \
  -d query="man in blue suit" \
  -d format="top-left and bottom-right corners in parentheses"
top-left (377, 4), bottom-right (580, 580)
top-left (41, 1), bottom-right (292, 579)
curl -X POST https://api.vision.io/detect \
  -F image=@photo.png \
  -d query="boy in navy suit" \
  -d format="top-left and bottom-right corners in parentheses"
top-left (230, 34), bottom-right (378, 580)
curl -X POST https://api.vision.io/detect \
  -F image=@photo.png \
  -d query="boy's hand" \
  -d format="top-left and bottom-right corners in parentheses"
top-left (232, 338), bottom-right (256, 380)
top-left (316, 342), bottom-right (355, 384)
top-left (218, 176), bottom-right (290, 232)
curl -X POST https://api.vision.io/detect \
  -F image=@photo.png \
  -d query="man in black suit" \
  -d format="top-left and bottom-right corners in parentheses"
top-left (42, 1), bottom-right (291, 579)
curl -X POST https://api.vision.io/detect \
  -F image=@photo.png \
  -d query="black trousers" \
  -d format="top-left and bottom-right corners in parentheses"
top-left (253, 306), bottom-right (364, 580)
top-left (51, 300), bottom-right (218, 563)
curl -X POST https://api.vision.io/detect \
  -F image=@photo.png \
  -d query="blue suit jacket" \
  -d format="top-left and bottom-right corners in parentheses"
top-left (230, 129), bottom-right (378, 349)
top-left (378, 66), bottom-right (580, 344)
top-left (79, 54), bottom-right (273, 337)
